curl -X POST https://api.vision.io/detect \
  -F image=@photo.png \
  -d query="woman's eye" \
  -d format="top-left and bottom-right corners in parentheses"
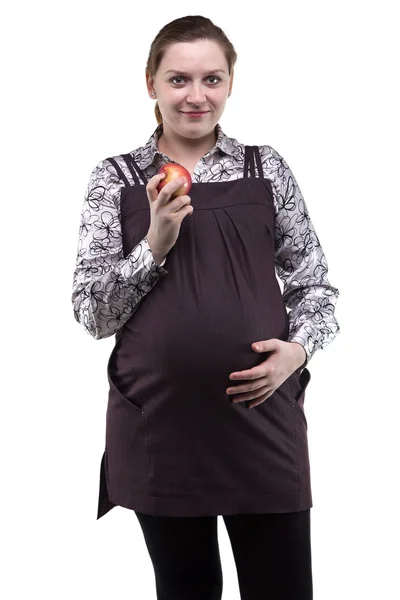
top-left (170, 76), bottom-right (221, 85)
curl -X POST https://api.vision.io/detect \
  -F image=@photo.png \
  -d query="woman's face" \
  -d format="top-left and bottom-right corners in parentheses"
top-left (146, 39), bottom-right (233, 139)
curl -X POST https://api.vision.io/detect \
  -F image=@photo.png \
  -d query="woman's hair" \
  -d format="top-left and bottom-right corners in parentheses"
top-left (145, 15), bottom-right (237, 125)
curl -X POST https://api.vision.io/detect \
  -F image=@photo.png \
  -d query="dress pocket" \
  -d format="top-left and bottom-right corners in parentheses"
top-left (289, 367), bottom-right (311, 406)
top-left (107, 337), bottom-right (142, 412)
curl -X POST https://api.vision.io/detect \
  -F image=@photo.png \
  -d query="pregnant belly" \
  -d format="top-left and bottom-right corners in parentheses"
top-left (113, 293), bottom-right (289, 402)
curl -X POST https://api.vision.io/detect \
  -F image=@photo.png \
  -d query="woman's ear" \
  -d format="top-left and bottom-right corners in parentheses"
top-left (146, 73), bottom-right (155, 97)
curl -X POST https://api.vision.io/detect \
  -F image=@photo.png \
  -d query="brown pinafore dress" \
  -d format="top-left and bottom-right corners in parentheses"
top-left (97, 145), bottom-right (312, 520)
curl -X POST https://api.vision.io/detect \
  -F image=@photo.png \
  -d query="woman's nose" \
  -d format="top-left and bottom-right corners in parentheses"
top-left (186, 88), bottom-right (207, 103)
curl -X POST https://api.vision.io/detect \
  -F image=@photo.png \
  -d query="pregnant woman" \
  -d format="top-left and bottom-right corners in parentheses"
top-left (71, 14), bottom-right (340, 600)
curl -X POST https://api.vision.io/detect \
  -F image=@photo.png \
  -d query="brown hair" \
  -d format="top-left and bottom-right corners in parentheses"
top-left (145, 15), bottom-right (237, 125)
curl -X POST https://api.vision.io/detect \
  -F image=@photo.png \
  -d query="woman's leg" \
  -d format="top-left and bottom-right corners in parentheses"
top-left (135, 511), bottom-right (223, 600)
top-left (223, 509), bottom-right (313, 600)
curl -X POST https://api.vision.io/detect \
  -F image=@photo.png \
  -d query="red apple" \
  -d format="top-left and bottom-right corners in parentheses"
top-left (157, 163), bottom-right (192, 199)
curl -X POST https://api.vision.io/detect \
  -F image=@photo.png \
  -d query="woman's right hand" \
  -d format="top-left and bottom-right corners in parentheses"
top-left (146, 173), bottom-right (193, 265)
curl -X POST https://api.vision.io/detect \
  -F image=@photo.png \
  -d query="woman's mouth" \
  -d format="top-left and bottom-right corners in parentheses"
top-left (181, 111), bottom-right (209, 118)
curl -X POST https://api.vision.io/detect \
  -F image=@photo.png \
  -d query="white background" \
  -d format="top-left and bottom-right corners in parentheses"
top-left (1, 1), bottom-right (399, 598)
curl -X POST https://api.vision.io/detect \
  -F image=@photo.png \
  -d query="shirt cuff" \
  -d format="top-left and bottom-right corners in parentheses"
top-left (288, 337), bottom-right (310, 375)
top-left (142, 236), bottom-right (168, 271)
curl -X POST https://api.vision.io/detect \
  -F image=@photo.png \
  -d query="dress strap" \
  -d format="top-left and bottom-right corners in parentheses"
top-left (252, 145), bottom-right (264, 180)
top-left (243, 145), bottom-right (264, 179)
top-left (106, 157), bottom-right (130, 187)
top-left (105, 155), bottom-right (148, 188)
top-left (122, 154), bottom-right (148, 186)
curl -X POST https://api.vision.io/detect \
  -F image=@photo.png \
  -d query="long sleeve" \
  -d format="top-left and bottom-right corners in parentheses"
top-left (267, 147), bottom-right (340, 370)
top-left (71, 159), bottom-right (168, 339)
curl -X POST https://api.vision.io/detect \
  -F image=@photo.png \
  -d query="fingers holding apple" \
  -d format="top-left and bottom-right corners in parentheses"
top-left (146, 172), bottom-right (169, 204)
top-left (146, 172), bottom-right (185, 205)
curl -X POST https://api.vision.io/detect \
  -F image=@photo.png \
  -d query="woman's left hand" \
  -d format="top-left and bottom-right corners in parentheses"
top-left (226, 339), bottom-right (307, 409)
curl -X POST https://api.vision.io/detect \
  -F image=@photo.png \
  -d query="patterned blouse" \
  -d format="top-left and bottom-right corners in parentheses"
top-left (71, 122), bottom-right (340, 370)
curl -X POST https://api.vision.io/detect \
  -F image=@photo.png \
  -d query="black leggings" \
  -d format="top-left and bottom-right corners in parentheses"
top-left (135, 509), bottom-right (313, 600)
